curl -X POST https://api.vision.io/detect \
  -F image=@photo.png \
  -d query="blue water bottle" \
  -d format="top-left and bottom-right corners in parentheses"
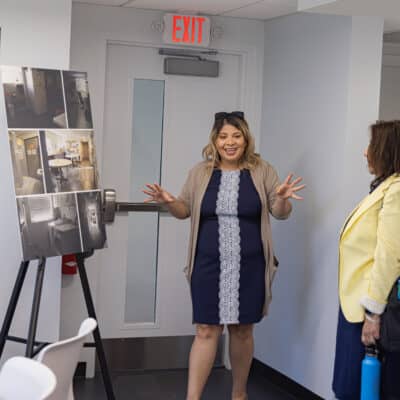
top-left (360, 346), bottom-right (381, 400)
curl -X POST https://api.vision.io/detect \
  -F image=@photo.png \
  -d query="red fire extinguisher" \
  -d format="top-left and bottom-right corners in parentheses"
top-left (62, 254), bottom-right (78, 275)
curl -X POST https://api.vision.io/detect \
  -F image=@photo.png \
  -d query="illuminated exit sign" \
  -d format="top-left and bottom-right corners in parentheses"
top-left (162, 13), bottom-right (211, 48)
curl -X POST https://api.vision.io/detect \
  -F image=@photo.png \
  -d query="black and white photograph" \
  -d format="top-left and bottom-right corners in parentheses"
top-left (41, 129), bottom-right (98, 193)
top-left (17, 193), bottom-right (82, 260)
top-left (63, 70), bottom-right (93, 129)
top-left (1, 65), bottom-right (106, 261)
top-left (8, 130), bottom-right (45, 196)
top-left (1, 66), bottom-right (67, 129)
top-left (77, 191), bottom-right (107, 251)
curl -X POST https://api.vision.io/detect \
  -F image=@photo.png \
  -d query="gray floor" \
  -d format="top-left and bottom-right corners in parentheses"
top-left (74, 367), bottom-right (297, 399)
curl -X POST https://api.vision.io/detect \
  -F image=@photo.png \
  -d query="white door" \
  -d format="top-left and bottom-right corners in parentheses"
top-left (99, 42), bottom-right (242, 338)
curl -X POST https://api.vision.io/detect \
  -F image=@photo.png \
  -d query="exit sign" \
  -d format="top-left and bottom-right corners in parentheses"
top-left (162, 13), bottom-right (211, 48)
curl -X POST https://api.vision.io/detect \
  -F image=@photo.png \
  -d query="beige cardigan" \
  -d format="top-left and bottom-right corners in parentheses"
top-left (178, 160), bottom-right (291, 316)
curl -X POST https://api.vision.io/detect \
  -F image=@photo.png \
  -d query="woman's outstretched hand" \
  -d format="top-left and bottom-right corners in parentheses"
top-left (276, 174), bottom-right (305, 201)
top-left (143, 183), bottom-right (176, 204)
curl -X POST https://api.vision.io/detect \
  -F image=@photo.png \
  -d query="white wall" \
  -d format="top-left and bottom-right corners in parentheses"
top-left (0, 1), bottom-right (71, 68)
top-left (0, 0), bottom-right (71, 363)
top-left (63, 3), bottom-right (265, 339)
top-left (255, 12), bottom-right (383, 398)
top-left (344, 17), bottom-right (383, 197)
top-left (380, 43), bottom-right (400, 119)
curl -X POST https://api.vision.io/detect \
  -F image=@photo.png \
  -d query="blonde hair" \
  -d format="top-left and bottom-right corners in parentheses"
top-left (202, 115), bottom-right (261, 169)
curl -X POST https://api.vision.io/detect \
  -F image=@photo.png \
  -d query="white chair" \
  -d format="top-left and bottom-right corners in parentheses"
top-left (36, 317), bottom-right (97, 400)
top-left (0, 356), bottom-right (56, 400)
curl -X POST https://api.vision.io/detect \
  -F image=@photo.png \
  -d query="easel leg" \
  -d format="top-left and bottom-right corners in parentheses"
top-left (76, 253), bottom-right (116, 400)
top-left (0, 261), bottom-right (30, 358)
top-left (26, 258), bottom-right (46, 357)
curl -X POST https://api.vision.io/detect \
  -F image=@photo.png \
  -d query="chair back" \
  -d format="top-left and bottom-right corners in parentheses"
top-left (37, 318), bottom-right (97, 400)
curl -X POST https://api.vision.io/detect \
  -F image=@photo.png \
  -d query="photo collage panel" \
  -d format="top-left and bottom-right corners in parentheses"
top-left (1, 65), bottom-right (106, 260)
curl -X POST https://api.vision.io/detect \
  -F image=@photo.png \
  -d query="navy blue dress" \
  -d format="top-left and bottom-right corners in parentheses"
top-left (191, 169), bottom-right (265, 325)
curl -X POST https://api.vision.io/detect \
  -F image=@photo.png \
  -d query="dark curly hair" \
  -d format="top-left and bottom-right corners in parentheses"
top-left (368, 120), bottom-right (400, 191)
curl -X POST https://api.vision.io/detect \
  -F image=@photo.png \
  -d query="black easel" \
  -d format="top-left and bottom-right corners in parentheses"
top-left (0, 251), bottom-right (116, 400)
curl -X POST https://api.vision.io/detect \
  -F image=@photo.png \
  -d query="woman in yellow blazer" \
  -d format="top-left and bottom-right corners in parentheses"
top-left (333, 120), bottom-right (400, 400)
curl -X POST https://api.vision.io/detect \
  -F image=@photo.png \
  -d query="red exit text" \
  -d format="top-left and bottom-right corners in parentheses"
top-left (172, 15), bottom-right (207, 44)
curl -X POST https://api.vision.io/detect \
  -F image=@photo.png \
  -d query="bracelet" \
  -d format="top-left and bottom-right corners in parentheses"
top-left (365, 313), bottom-right (380, 323)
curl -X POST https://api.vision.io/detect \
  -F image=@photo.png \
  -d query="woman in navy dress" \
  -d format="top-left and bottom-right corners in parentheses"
top-left (143, 112), bottom-right (305, 400)
top-left (191, 167), bottom-right (266, 325)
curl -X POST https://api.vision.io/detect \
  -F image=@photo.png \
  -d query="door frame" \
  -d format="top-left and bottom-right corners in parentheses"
top-left (100, 39), bottom-right (249, 334)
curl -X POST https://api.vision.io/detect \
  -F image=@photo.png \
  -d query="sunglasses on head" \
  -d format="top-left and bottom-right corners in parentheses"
top-left (214, 111), bottom-right (245, 121)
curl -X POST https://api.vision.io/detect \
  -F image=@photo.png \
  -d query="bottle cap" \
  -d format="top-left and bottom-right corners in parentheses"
top-left (365, 345), bottom-right (379, 357)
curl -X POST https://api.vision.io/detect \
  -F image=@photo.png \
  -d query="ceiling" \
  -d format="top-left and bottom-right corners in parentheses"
top-left (72, 0), bottom-right (299, 20)
top-left (73, 0), bottom-right (400, 31)
top-left (302, 0), bottom-right (400, 32)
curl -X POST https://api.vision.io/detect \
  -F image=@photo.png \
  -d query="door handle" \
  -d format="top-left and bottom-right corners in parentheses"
top-left (102, 189), bottom-right (167, 224)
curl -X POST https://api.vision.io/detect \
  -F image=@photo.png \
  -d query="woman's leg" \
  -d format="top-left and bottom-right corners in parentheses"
top-left (228, 324), bottom-right (254, 400)
top-left (186, 324), bottom-right (223, 400)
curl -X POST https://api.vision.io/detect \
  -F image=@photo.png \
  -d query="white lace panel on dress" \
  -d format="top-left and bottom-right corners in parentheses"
top-left (216, 170), bottom-right (241, 324)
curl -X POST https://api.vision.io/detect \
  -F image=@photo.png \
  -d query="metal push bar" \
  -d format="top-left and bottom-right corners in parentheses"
top-left (102, 189), bottom-right (166, 223)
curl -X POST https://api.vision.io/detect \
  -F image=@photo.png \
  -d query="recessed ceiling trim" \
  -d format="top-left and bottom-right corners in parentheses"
top-left (73, 0), bottom-right (132, 6)
top-left (219, 0), bottom-right (265, 15)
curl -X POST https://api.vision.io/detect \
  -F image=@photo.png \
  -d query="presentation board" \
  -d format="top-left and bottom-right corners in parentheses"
top-left (1, 66), bottom-right (106, 260)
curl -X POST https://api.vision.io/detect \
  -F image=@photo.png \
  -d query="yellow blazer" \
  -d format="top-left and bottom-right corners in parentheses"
top-left (339, 174), bottom-right (400, 323)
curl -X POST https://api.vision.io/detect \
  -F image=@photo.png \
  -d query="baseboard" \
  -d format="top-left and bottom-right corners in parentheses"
top-left (95, 336), bottom-right (224, 372)
top-left (251, 358), bottom-right (323, 400)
